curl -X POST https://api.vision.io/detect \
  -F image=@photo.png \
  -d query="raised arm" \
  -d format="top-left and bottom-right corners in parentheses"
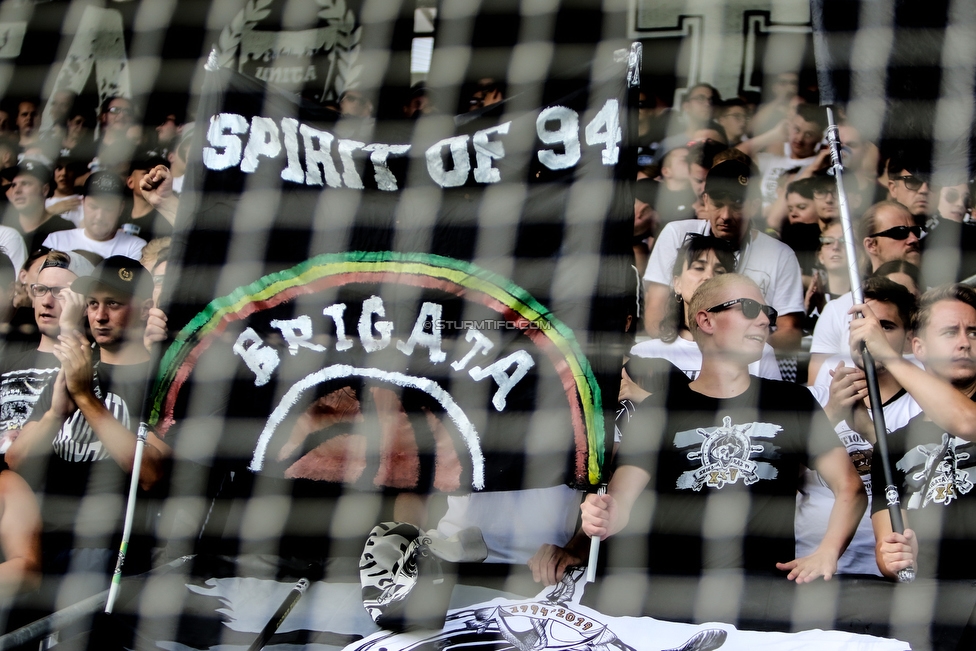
top-left (850, 302), bottom-right (976, 440)
top-left (56, 332), bottom-right (171, 489)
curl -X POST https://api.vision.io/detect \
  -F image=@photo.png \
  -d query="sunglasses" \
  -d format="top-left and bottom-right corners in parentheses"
top-left (943, 187), bottom-right (971, 206)
top-left (30, 283), bottom-right (66, 298)
top-left (891, 175), bottom-right (928, 192)
top-left (705, 297), bottom-right (777, 327)
top-left (819, 236), bottom-right (846, 247)
top-left (868, 225), bottom-right (922, 240)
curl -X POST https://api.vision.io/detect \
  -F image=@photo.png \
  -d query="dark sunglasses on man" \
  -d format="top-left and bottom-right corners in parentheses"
top-left (705, 297), bottom-right (778, 327)
top-left (868, 225), bottom-right (922, 240)
top-left (890, 175), bottom-right (928, 192)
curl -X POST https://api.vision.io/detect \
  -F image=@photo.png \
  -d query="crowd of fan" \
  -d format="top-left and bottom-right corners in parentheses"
top-left (0, 73), bottom-right (973, 646)
top-left (0, 89), bottom-right (184, 620)
top-left (522, 72), bottom-right (976, 644)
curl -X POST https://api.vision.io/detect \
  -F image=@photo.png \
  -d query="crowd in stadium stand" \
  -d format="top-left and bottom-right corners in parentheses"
top-left (0, 69), bottom-right (975, 644)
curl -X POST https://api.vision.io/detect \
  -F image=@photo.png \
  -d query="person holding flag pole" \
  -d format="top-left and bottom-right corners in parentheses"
top-left (819, 108), bottom-right (915, 584)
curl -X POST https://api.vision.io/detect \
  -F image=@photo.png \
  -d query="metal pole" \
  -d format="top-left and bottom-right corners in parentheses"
top-left (105, 423), bottom-right (150, 613)
top-left (0, 556), bottom-right (193, 650)
top-left (824, 108), bottom-right (914, 583)
top-left (247, 578), bottom-right (310, 651)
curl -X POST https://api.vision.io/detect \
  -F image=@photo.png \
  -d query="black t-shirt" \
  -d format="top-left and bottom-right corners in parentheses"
top-left (870, 397), bottom-right (976, 580)
top-left (118, 207), bottom-right (172, 243)
top-left (25, 360), bottom-right (150, 538)
top-left (2, 212), bottom-right (74, 254)
top-left (920, 216), bottom-right (976, 286)
top-left (0, 346), bottom-right (58, 434)
top-left (615, 377), bottom-right (841, 576)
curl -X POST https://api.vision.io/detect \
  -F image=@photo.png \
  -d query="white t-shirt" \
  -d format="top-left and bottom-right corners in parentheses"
top-left (43, 228), bottom-right (146, 261)
top-left (797, 355), bottom-right (922, 575)
top-left (630, 336), bottom-right (782, 381)
top-left (809, 292), bottom-right (855, 356)
top-left (45, 195), bottom-right (84, 227)
top-left (756, 147), bottom-right (817, 208)
top-left (0, 225), bottom-right (27, 272)
top-left (643, 220), bottom-right (805, 316)
top-left (435, 486), bottom-right (582, 564)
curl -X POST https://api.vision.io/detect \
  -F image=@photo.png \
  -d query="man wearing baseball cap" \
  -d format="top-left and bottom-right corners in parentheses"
top-left (1, 159), bottom-right (73, 253)
top-left (8, 256), bottom-right (169, 576)
top-left (42, 171), bottom-right (146, 261)
top-left (643, 156), bottom-right (806, 351)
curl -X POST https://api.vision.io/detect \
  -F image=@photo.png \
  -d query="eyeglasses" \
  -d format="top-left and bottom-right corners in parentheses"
top-left (106, 106), bottom-right (133, 117)
top-left (813, 188), bottom-right (837, 199)
top-left (705, 298), bottom-right (777, 327)
top-left (819, 236), bottom-right (846, 247)
top-left (943, 188), bottom-right (971, 206)
top-left (891, 175), bottom-right (928, 192)
top-left (687, 94), bottom-right (712, 104)
top-left (30, 283), bottom-right (66, 298)
top-left (868, 225), bottom-right (922, 240)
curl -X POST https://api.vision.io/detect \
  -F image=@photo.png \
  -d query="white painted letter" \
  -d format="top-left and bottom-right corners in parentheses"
top-left (362, 143), bottom-right (410, 191)
top-left (396, 302), bottom-right (447, 363)
top-left (473, 121), bottom-right (510, 184)
top-left (241, 116), bottom-right (282, 173)
top-left (270, 315), bottom-right (326, 355)
top-left (337, 139), bottom-right (366, 189)
top-left (203, 113), bottom-right (248, 171)
top-left (233, 327), bottom-right (280, 386)
top-left (358, 295), bottom-right (393, 353)
top-left (300, 124), bottom-right (342, 187)
top-left (469, 350), bottom-right (535, 411)
top-left (279, 117), bottom-right (305, 183)
top-left (322, 303), bottom-right (354, 351)
top-left (451, 329), bottom-right (494, 371)
top-left (426, 135), bottom-right (470, 187)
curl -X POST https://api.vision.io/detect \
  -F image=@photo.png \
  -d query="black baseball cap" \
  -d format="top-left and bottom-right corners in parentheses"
top-left (129, 149), bottom-right (169, 174)
top-left (71, 255), bottom-right (151, 299)
top-left (83, 171), bottom-right (126, 198)
top-left (703, 158), bottom-right (753, 202)
top-left (1, 159), bottom-right (52, 185)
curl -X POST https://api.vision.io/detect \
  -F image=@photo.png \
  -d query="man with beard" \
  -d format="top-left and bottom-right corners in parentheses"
top-left (643, 157), bottom-right (805, 351)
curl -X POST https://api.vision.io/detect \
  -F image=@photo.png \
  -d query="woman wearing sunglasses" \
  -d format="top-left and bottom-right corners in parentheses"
top-left (563, 274), bottom-right (865, 627)
top-left (920, 176), bottom-right (976, 287)
top-left (630, 234), bottom-right (781, 380)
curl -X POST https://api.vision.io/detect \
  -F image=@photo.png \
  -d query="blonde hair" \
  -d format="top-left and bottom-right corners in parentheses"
top-left (687, 273), bottom-right (762, 342)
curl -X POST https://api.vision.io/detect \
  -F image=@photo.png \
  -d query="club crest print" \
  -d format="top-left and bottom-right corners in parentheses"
top-left (676, 417), bottom-right (781, 490)
top-left (349, 569), bottom-right (729, 651)
top-left (901, 434), bottom-right (975, 509)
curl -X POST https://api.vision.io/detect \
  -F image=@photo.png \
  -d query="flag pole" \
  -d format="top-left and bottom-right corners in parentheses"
top-left (823, 109), bottom-right (914, 584)
top-left (813, 0), bottom-right (912, 582)
top-left (105, 424), bottom-right (149, 613)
